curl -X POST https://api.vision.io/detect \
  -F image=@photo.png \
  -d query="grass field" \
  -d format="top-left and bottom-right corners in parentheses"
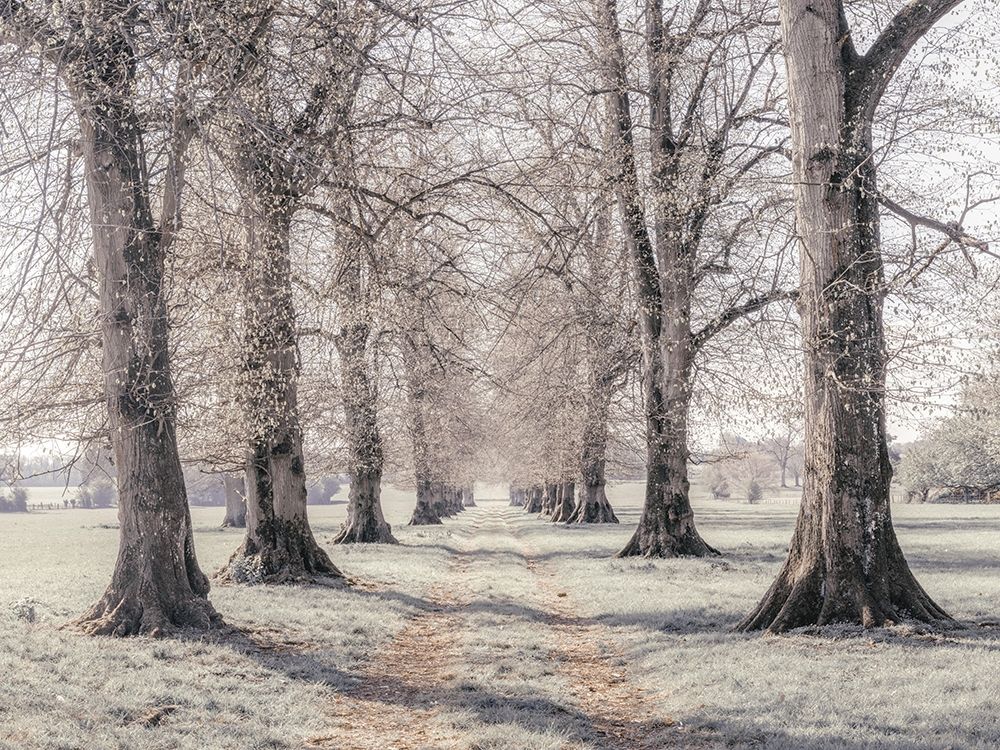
top-left (1, 483), bottom-right (999, 749)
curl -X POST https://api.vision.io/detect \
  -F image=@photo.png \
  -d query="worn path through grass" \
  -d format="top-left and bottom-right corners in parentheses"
top-left (310, 502), bottom-right (716, 750)
top-left (6, 488), bottom-right (998, 749)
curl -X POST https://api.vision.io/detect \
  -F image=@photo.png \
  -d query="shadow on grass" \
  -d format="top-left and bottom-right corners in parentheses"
top-left (695, 718), bottom-right (969, 750)
top-left (222, 625), bottom-right (715, 750)
top-left (347, 582), bottom-right (603, 629)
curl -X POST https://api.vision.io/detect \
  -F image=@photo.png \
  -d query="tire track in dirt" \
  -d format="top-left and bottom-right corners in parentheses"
top-left (305, 518), bottom-right (484, 750)
top-left (510, 509), bottom-right (722, 750)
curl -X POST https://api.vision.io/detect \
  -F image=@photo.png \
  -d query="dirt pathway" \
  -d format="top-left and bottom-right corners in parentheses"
top-left (306, 503), bottom-right (716, 750)
top-left (520, 546), bottom-right (719, 748)
top-left (305, 537), bottom-right (478, 750)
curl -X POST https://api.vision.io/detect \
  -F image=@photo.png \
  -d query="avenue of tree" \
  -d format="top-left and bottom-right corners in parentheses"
top-left (0, 0), bottom-right (996, 636)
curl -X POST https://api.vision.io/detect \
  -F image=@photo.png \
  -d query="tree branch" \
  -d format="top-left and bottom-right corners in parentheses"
top-left (855, 0), bottom-right (964, 117)
top-left (879, 192), bottom-right (990, 252)
top-left (692, 288), bottom-right (798, 350)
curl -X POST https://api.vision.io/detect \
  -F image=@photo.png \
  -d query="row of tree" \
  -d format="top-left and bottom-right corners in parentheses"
top-left (0, 0), bottom-right (995, 636)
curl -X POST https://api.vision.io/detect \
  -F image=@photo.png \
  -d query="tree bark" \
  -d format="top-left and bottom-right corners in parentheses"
top-left (223, 197), bottom-right (341, 583)
top-left (335, 462), bottom-right (396, 543)
top-left (569, 374), bottom-right (619, 524)
top-left (463, 485), bottom-right (477, 507)
top-left (541, 482), bottom-right (559, 516)
top-left (524, 485), bottom-right (544, 513)
top-left (333, 318), bottom-right (397, 544)
top-left (331, 224), bottom-right (396, 543)
top-left (550, 481), bottom-right (577, 523)
top-left (599, 0), bottom-right (715, 558)
top-left (739, 0), bottom-right (956, 632)
top-left (437, 484), bottom-right (455, 517)
top-left (69, 52), bottom-right (218, 635)
top-left (221, 474), bottom-right (247, 528)
top-left (429, 481), bottom-right (452, 518)
top-left (619, 417), bottom-right (717, 556)
top-left (410, 478), bottom-right (443, 525)
top-left (407, 367), bottom-right (443, 526)
top-left (443, 485), bottom-right (463, 514)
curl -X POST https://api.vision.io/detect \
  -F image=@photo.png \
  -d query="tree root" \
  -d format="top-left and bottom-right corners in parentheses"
top-left (617, 524), bottom-right (719, 558)
top-left (737, 552), bottom-right (955, 633)
top-left (332, 520), bottom-right (398, 545)
top-left (72, 589), bottom-right (221, 638)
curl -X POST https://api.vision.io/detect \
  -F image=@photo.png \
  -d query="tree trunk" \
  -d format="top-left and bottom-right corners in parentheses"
top-left (333, 251), bottom-right (396, 544)
top-left (599, 0), bottom-right (714, 558)
top-left (221, 474), bottom-right (247, 528)
top-left (447, 485), bottom-right (465, 514)
top-left (463, 485), bottom-right (477, 507)
top-left (619, 410), bottom-right (717, 557)
top-left (428, 481), bottom-right (451, 518)
top-left (335, 463), bottom-right (396, 543)
top-left (410, 478), bottom-right (443, 525)
top-left (524, 485), bottom-right (543, 513)
top-left (739, 0), bottom-right (953, 632)
top-left (223, 198), bottom-right (341, 583)
top-left (571, 482), bottom-right (618, 524)
top-left (437, 484), bottom-right (454, 517)
top-left (407, 373), bottom-right (443, 526)
top-left (569, 374), bottom-right (618, 524)
top-left (70, 82), bottom-right (218, 636)
top-left (550, 481), bottom-right (577, 523)
top-left (541, 482), bottom-right (558, 516)
top-left (619, 303), bottom-right (715, 556)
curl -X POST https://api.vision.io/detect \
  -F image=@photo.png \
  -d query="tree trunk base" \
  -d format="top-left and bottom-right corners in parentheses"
top-left (73, 585), bottom-right (221, 637)
top-left (567, 485), bottom-right (619, 524)
top-left (548, 482), bottom-right (574, 522)
top-left (737, 544), bottom-right (953, 633)
top-left (618, 519), bottom-right (718, 558)
top-left (219, 520), bottom-right (343, 585)
top-left (221, 516), bottom-right (246, 529)
top-left (332, 520), bottom-right (398, 544)
top-left (408, 506), bottom-right (444, 525)
top-left (550, 504), bottom-right (573, 522)
top-left (568, 501), bottom-right (618, 523)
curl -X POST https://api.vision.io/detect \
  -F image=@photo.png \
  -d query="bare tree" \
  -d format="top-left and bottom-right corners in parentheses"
top-left (218, 4), bottom-right (368, 580)
top-left (596, 0), bottom-right (794, 557)
top-left (738, 0), bottom-right (964, 632)
top-left (0, 0), bottom-right (264, 634)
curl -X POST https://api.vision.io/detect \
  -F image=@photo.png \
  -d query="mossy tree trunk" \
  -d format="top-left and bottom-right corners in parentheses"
top-left (739, 0), bottom-right (958, 632)
top-left (333, 311), bottom-right (396, 544)
top-left (66, 7), bottom-right (218, 635)
top-left (224, 194), bottom-right (340, 583)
